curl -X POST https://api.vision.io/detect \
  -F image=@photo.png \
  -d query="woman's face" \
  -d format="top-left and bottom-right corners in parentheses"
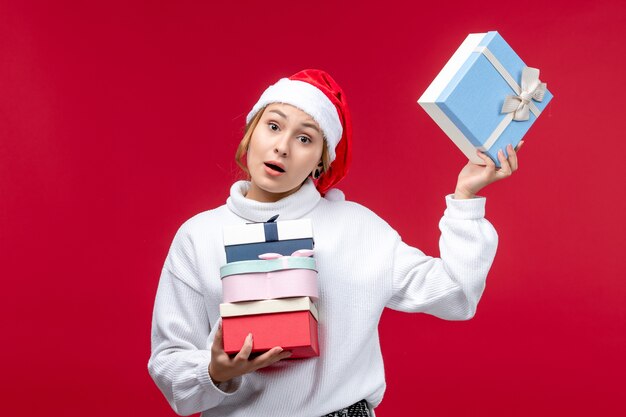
top-left (246, 103), bottom-right (324, 202)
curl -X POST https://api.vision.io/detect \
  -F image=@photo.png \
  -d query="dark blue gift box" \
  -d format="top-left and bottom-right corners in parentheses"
top-left (223, 217), bottom-right (314, 263)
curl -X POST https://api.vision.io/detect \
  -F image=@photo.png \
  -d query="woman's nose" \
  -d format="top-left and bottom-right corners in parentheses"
top-left (274, 134), bottom-right (289, 156)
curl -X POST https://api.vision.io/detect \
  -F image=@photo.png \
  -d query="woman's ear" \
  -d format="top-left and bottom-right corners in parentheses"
top-left (311, 160), bottom-right (323, 179)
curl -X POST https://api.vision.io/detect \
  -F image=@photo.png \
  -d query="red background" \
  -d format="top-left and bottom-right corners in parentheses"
top-left (1, 1), bottom-right (625, 416)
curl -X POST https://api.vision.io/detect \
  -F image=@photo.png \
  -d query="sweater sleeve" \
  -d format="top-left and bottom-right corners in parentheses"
top-left (386, 195), bottom-right (498, 320)
top-left (148, 226), bottom-right (243, 415)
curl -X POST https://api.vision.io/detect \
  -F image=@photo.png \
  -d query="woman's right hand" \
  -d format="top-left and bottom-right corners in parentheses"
top-left (208, 323), bottom-right (292, 384)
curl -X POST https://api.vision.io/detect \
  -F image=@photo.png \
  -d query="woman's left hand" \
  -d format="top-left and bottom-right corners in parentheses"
top-left (453, 141), bottom-right (523, 199)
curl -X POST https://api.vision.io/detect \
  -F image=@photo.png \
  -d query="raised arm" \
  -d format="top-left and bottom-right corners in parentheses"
top-left (386, 144), bottom-right (521, 318)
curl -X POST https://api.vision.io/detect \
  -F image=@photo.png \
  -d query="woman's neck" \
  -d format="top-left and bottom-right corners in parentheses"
top-left (227, 178), bottom-right (321, 222)
top-left (244, 183), bottom-right (302, 203)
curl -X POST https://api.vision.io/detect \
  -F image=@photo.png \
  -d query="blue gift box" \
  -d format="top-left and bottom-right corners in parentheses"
top-left (223, 217), bottom-right (314, 263)
top-left (418, 31), bottom-right (553, 167)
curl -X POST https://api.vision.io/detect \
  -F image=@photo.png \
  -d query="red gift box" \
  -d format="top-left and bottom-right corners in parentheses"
top-left (221, 298), bottom-right (319, 358)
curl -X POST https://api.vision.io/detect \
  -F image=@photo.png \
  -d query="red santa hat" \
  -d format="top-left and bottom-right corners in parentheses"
top-left (246, 69), bottom-right (352, 195)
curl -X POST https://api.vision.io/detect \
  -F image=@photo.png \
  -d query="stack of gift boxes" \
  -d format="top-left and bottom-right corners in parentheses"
top-left (220, 216), bottom-right (319, 358)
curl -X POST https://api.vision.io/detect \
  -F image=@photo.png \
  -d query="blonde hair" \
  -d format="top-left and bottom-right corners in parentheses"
top-left (235, 106), bottom-right (331, 179)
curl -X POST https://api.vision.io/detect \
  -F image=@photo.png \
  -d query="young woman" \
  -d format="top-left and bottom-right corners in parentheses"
top-left (148, 69), bottom-right (521, 416)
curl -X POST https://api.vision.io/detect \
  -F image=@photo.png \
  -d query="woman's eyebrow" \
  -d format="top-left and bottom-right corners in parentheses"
top-left (268, 109), bottom-right (321, 134)
top-left (300, 122), bottom-right (321, 133)
top-left (268, 109), bottom-right (287, 118)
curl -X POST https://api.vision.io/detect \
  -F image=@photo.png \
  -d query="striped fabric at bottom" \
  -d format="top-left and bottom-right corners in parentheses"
top-left (321, 399), bottom-right (371, 417)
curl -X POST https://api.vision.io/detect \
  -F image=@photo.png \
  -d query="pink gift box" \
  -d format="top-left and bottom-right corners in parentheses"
top-left (220, 252), bottom-right (318, 303)
top-left (222, 269), bottom-right (318, 303)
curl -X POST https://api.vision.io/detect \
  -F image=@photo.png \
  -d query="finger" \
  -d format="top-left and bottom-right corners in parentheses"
top-left (275, 350), bottom-right (293, 361)
top-left (496, 149), bottom-right (512, 176)
top-left (267, 350), bottom-right (293, 366)
top-left (234, 333), bottom-right (253, 362)
top-left (251, 347), bottom-right (291, 370)
top-left (211, 323), bottom-right (224, 354)
top-left (250, 346), bottom-right (283, 365)
top-left (476, 150), bottom-right (496, 171)
top-left (514, 140), bottom-right (525, 152)
top-left (506, 144), bottom-right (519, 172)
top-left (471, 150), bottom-right (488, 166)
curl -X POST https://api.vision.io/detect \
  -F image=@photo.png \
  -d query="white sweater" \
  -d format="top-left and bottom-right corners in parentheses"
top-left (148, 179), bottom-right (498, 417)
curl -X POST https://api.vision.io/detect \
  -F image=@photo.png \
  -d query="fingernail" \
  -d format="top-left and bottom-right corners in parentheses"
top-left (247, 333), bottom-right (253, 341)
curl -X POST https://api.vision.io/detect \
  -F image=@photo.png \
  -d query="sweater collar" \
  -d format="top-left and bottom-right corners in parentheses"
top-left (226, 178), bottom-right (321, 222)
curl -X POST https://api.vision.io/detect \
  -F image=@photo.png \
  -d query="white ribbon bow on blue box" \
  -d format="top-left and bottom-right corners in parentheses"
top-left (418, 31), bottom-right (553, 167)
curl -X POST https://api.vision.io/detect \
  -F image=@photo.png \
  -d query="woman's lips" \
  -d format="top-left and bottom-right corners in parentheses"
top-left (263, 162), bottom-right (285, 176)
top-left (264, 162), bottom-right (285, 176)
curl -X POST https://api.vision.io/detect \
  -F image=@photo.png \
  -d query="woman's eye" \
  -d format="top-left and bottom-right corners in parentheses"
top-left (298, 136), bottom-right (311, 144)
top-left (268, 123), bottom-right (279, 131)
